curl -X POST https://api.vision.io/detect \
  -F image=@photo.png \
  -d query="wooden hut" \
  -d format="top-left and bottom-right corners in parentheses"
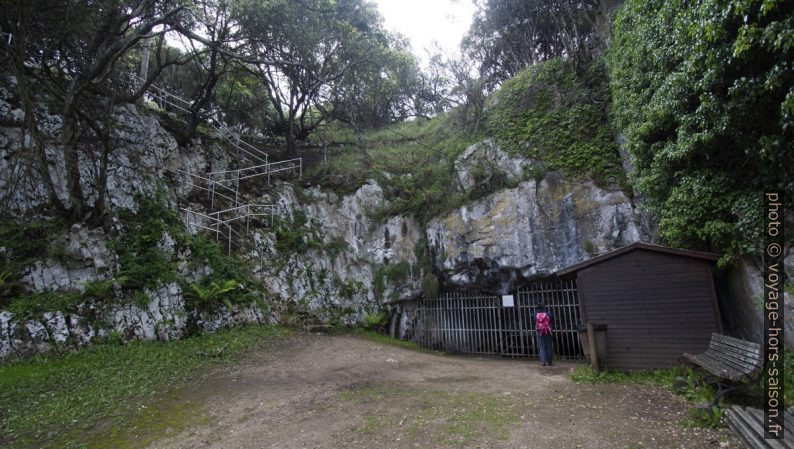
top-left (556, 242), bottom-right (722, 370)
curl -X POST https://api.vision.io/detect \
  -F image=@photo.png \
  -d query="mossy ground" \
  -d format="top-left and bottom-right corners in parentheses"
top-left (339, 384), bottom-right (520, 447)
top-left (0, 324), bottom-right (289, 449)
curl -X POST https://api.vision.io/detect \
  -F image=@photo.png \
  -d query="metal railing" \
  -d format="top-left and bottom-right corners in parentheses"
top-left (182, 204), bottom-right (277, 255)
top-left (126, 72), bottom-right (271, 165)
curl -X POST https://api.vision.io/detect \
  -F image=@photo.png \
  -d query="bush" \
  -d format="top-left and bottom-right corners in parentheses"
top-left (608, 0), bottom-right (794, 263)
top-left (362, 310), bottom-right (388, 332)
top-left (81, 279), bottom-right (115, 302)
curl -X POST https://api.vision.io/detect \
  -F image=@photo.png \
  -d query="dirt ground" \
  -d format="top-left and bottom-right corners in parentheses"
top-left (146, 333), bottom-right (740, 449)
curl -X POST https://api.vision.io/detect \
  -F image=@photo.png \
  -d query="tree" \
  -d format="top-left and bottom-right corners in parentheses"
top-left (325, 33), bottom-right (427, 130)
top-left (608, 0), bottom-right (793, 262)
top-left (236, 0), bottom-right (383, 149)
top-left (463, 0), bottom-right (603, 84)
top-left (1, 0), bottom-right (186, 222)
top-left (425, 51), bottom-right (488, 134)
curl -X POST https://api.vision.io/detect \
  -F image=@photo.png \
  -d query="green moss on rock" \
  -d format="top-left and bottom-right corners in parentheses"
top-left (484, 58), bottom-right (624, 187)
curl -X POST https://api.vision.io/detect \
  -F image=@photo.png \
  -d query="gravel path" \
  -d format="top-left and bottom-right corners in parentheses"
top-left (148, 333), bottom-right (739, 449)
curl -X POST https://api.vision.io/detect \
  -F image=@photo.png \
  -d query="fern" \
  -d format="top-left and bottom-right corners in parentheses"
top-left (186, 280), bottom-right (240, 308)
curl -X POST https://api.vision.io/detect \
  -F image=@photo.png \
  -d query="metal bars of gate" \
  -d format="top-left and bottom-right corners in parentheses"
top-left (411, 279), bottom-right (583, 359)
top-left (517, 278), bottom-right (583, 359)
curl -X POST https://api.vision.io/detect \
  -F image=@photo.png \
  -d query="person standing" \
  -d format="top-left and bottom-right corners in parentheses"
top-left (535, 303), bottom-right (554, 366)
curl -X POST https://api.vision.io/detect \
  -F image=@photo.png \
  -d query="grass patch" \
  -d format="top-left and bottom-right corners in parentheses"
top-left (571, 365), bottom-right (683, 386)
top-left (339, 383), bottom-right (520, 446)
top-left (571, 365), bottom-right (733, 428)
top-left (0, 324), bottom-right (289, 449)
top-left (353, 329), bottom-right (437, 354)
top-left (4, 291), bottom-right (86, 320)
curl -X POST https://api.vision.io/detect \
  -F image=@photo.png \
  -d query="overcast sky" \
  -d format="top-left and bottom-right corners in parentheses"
top-left (371, 0), bottom-right (476, 66)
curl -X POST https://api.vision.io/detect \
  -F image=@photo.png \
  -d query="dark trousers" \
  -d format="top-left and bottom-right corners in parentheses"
top-left (538, 334), bottom-right (553, 365)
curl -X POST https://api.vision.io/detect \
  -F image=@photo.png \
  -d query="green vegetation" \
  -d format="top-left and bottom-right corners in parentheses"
top-left (373, 261), bottom-right (411, 301)
top-left (339, 383), bottom-right (520, 446)
top-left (608, 0), bottom-right (793, 264)
top-left (422, 273), bottom-right (440, 301)
top-left (185, 280), bottom-right (239, 311)
top-left (112, 193), bottom-right (181, 290)
top-left (308, 115), bottom-right (478, 223)
top-left (571, 365), bottom-right (684, 386)
top-left (361, 311), bottom-right (388, 332)
top-left (484, 58), bottom-right (624, 187)
top-left (0, 192), bottom-right (267, 319)
top-left (309, 56), bottom-right (626, 225)
top-left (113, 192), bottom-right (265, 313)
top-left (4, 292), bottom-right (85, 321)
top-left (0, 324), bottom-right (289, 449)
top-left (80, 279), bottom-right (115, 302)
top-left (0, 219), bottom-right (66, 308)
top-left (571, 361), bottom-right (794, 429)
top-left (571, 365), bottom-right (726, 427)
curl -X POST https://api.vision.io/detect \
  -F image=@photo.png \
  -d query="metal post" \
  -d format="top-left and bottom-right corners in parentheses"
top-left (210, 176), bottom-right (216, 210)
top-left (236, 169), bottom-right (241, 207)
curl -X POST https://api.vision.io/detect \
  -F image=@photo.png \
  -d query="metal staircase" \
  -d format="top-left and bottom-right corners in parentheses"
top-left (126, 72), bottom-right (302, 254)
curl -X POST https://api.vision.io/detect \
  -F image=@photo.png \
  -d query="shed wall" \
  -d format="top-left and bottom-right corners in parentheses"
top-left (578, 249), bottom-right (721, 370)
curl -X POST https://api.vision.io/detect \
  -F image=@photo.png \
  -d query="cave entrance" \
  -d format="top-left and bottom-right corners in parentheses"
top-left (410, 279), bottom-right (584, 359)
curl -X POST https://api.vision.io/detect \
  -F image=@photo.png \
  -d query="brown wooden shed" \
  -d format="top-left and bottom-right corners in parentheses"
top-left (556, 243), bottom-right (723, 370)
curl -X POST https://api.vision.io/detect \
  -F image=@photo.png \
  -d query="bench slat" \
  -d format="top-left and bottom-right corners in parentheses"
top-left (710, 339), bottom-right (763, 359)
top-left (683, 352), bottom-right (747, 381)
top-left (712, 333), bottom-right (761, 352)
top-left (710, 339), bottom-right (763, 361)
top-left (685, 334), bottom-right (763, 382)
top-left (705, 343), bottom-right (763, 373)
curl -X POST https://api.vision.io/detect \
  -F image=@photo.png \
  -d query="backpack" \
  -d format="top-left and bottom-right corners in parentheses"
top-left (536, 312), bottom-right (552, 336)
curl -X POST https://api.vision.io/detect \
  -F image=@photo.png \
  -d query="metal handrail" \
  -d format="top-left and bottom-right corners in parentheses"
top-left (128, 71), bottom-right (269, 164)
top-left (182, 204), bottom-right (276, 254)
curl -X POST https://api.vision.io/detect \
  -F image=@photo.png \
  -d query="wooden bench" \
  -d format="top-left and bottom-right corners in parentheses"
top-left (683, 333), bottom-right (763, 407)
top-left (724, 406), bottom-right (794, 449)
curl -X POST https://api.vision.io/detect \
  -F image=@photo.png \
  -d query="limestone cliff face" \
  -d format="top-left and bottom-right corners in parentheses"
top-left (248, 181), bottom-right (425, 321)
top-left (427, 172), bottom-right (641, 292)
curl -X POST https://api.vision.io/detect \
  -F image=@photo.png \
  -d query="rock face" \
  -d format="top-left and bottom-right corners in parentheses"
top-left (21, 224), bottom-right (115, 293)
top-left (427, 172), bottom-right (641, 292)
top-left (718, 256), bottom-right (794, 349)
top-left (249, 181), bottom-right (425, 323)
top-left (454, 138), bottom-right (533, 192)
top-left (0, 282), bottom-right (270, 362)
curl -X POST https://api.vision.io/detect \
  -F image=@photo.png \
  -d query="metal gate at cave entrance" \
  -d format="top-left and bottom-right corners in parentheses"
top-left (409, 279), bottom-right (584, 359)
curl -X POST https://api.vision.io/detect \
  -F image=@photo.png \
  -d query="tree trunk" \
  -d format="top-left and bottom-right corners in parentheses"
top-left (62, 91), bottom-right (87, 221)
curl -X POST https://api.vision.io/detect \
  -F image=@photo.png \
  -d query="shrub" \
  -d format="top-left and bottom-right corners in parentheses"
top-left (81, 279), bottom-right (115, 302)
top-left (362, 310), bottom-right (388, 332)
top-left (608, 0), bottom-right (794, 263)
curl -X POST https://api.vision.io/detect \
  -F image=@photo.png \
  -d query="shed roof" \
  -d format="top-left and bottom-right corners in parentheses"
top-left (555, 242), bottom-right (720, 276)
